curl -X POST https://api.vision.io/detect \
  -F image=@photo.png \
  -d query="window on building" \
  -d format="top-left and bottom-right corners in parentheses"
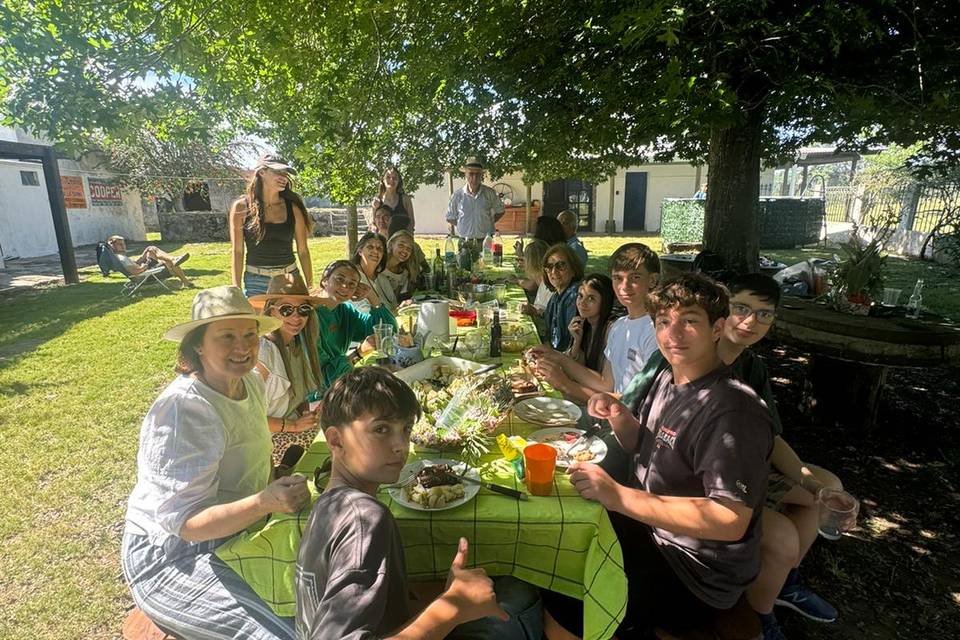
top-left (20, 171), bottom-right (40, 186)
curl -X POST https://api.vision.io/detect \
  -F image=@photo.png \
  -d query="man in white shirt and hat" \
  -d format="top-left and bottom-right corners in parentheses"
top-left (446, 156), bottom-right (505, 240)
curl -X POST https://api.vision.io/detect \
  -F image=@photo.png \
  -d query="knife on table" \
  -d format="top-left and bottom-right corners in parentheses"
top-left (452, 474), bottom-right (528, 500)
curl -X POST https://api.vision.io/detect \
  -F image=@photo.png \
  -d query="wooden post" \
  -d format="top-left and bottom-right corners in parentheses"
top-left (448, 171), bottom-right (454, 196)
top-left (525, 184), bottom-right (532, 234)
top-left (800, 165), bottom-right (809, 194)
top-left (780, 166), bottom-right (791, 196)
top-left (694, 164), bottom-right (702, 193)
top-left (604, 175), bottom-right (617, 233)
top-left (346, 203), bottom-right (358, 256)
top-left (41, 147), bottom-right (79, 285)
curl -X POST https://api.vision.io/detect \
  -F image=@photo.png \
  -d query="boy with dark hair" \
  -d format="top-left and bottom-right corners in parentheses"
top-left (296, 367), bottom-right (540, 640)
top-left (545, 274), bottom-right (772, 638)
top-left (529, 242), bottom-right (660, 402)
top-left (620, 272), bottom-right (842, 639)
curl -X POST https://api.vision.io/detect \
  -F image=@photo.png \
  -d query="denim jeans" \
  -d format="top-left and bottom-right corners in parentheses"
top-left (243, 269), bottom-right (300, 297)
top-left (448, 576), bottom-right (543, 640)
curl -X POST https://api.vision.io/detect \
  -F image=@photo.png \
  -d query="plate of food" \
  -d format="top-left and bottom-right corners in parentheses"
top-left (513, 397), bottom-right (582, 426)
top-left (396, 358), bottom-right (506, 453)
top-left (526, 427), bottom-right (607, 468)
top-left (506, 368), bottom-right (540, 398)
top-left (388, 459), bottom-right (481, 511)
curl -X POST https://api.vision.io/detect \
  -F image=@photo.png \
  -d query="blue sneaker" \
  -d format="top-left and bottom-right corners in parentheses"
top-left (760, 612), bottom-right (787, 640)
top-left (775, 569), bottom-right (837, 623)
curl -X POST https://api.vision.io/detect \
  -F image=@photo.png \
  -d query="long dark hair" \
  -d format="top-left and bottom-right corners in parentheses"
top-left (579, 274), bottom-right (615, 372)
top-left (241, 169), bottom-right (312, 244)
top-left (377, 166), bottom-right (406, 200)
top-left (352, 232), bottom-right (387, 276)
top-left (534, 215), bottom-right (567, 247)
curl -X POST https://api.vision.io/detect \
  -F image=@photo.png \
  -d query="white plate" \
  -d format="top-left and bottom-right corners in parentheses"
top-left (527, 427), bottom-right (608, 468)
top-left (513, 397), bottom-right (582, 426)
top-left (387, 459), bottom-right (481, 511)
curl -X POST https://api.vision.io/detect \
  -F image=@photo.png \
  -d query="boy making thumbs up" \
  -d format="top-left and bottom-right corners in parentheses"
top-left (296, 367), bottom-right (536, 639)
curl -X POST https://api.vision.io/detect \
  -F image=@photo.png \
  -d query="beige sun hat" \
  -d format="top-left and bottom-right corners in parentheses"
top-left (254, 153), bottom-right (298, 175)
top-left (248, 273), bottom-right (324, 310)
top-left (164, 285), bottom-right (282, 342)
top-left (460, 156), bottom-right (485, 173)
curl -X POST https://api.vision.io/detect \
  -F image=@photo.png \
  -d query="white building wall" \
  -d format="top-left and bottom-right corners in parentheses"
top-left (408, 172), bottom-right (543, 234)
top-left (400, 164), bottom-right (779, 235)
top-left (0, 158), bottom-right (145, 259)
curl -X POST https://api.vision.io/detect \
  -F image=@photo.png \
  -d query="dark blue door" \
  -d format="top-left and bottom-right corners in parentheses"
top-left (623, 172), bottom-right (647, 231)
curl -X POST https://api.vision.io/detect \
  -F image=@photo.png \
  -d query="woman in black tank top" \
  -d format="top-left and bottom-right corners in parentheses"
top-left (370, 166), bottom-right (415, 231)
top-left (229, 154), bottom-right (314, 296)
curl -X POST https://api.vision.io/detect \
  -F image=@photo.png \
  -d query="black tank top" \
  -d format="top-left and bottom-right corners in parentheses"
top-left (379, 193), bottom-right (408, 218)
top-left (245, 199), bottom-right (296, 267)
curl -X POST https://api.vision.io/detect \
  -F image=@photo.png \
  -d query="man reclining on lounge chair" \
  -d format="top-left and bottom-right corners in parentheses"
top-left (103, 235), bottom-right (193, 288)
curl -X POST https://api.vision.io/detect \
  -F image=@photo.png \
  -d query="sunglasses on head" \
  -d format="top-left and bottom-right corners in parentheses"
top-left (276, 303), bottom-right (313, 318)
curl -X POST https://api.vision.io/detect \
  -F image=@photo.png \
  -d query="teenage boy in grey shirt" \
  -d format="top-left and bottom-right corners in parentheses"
top-left (296, 367), bottom-right (541, 640)
top-left (544, 274), bottom-right (772, 638)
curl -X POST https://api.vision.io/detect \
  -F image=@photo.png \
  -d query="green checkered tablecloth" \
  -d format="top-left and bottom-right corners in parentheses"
top-left (216, 411), bottom-right (628, 640)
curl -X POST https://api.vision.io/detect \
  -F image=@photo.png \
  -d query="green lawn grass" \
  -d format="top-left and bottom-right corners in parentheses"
top-left (0, 234), bottom-right (956, 638)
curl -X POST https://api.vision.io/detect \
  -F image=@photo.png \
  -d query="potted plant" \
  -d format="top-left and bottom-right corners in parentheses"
top-left (829, 231), bottom-right (887, 314)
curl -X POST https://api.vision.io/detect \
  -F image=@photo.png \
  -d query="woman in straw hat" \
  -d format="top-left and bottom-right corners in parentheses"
top-left (249, 274), bottom-right (324, 466)
top-left (122, 286), bottom-right (308, 639)
top-left (229, 154), bottom-right (314, 296)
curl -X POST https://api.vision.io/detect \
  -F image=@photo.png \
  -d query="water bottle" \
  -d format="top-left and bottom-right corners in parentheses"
top-left (482, 232), bottom-right (494, 266)
top-left (906, 278), bottom-right (924, 319)
top-left (444, 235), bottom-right (457, 270)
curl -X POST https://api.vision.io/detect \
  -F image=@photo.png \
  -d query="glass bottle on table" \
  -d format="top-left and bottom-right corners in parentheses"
top-left (432, 246), bottom-right (445, 293)
top-left (906, 278), bottom-right (924, 319)
top-left (492, 229), bottom-right (503, 267)
top-left (489, 305), bottom-right (502, 357)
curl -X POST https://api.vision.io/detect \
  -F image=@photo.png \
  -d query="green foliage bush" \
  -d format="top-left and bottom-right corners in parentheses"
top-left (661, 199), bottom-right (705, 247)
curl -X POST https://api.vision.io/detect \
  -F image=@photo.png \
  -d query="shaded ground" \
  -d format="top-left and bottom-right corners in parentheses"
top-left (753, 340), bottom-right (960, 639)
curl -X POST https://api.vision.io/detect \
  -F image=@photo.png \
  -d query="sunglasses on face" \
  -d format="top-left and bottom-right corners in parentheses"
top-left (730, 302), bottom-right (776, 325)
top-left (276, 304), bottom-right (313, 318)
top-left (544, 261), bottom-right (569, 273)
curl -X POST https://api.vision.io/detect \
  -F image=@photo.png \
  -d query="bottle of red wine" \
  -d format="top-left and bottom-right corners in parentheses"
top-left (489, 307), bottom-right (502, 357)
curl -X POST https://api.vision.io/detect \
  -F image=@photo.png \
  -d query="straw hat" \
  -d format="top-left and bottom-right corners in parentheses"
top-left (459, 156), bottom-right (485, 173)
top-left (164, 285), bottom-right (282, 342)
top-left (248, 273), bottom-right (324, 310)
top-left (254, 153), bottom-right (298, 175)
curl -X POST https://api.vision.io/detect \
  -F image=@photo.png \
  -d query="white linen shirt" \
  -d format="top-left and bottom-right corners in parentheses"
top-left (604, 314), bottom-right (659, 393)
top-left (446, 184), bottom-right (504, 239)
top-left (259, 337), bottom-right (293, 418)
top-left (124, 371), bottom-right (273, 544)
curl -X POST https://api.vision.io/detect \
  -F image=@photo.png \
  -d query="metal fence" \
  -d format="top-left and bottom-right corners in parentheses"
top-left (824, 183), bottom-right (960, 234)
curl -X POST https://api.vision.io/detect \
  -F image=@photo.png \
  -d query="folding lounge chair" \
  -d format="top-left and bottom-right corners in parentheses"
top-left (96, 242), bottom-right (173, 296)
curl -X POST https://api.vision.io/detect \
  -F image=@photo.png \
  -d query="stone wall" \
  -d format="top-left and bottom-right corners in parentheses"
top-left (158, 207), bottom-right (345, 243)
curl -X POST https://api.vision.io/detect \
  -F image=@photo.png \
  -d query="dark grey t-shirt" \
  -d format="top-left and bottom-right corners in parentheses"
top-left (633, 366), bottom-right (773, 609)
top-left (296, 486), bottom-right (409, 639)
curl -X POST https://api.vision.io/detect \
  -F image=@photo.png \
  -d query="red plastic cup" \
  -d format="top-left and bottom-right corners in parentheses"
top-left (524, 443), bottom-right (557, 496)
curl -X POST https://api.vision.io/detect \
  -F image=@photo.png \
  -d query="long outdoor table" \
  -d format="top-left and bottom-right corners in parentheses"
top-left (216, 280), bottom-right (628, 639)
top-left (217, 411), bottom-right (627, 640)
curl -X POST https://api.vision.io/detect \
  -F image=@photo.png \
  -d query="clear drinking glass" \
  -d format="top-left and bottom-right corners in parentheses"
top-left (817, 488), bottom-right (859, 540)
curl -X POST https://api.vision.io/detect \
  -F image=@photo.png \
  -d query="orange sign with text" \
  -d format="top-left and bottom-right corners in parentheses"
top-left (61, 176), bottom-right (87, 209)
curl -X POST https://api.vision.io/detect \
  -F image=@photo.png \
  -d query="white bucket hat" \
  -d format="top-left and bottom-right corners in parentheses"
top-left (164, 285), bottom-right (282, 342)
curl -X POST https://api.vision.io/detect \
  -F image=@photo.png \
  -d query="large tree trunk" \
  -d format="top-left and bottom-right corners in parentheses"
top-left (703, 105), bottom-right (764, 274)
top-left (346, 203), bottom-right (358, 256)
